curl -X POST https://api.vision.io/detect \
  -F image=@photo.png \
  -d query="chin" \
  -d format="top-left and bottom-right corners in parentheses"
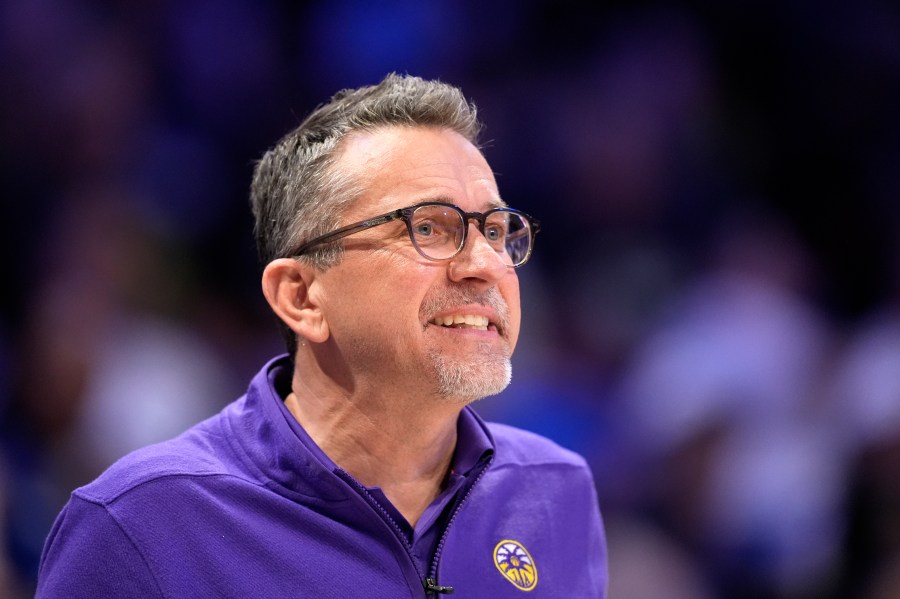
top-left (432, 357), bottom-right (513, 402)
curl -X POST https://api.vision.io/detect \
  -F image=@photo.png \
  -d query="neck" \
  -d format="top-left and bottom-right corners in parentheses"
top-left (285, 382), bottom-right (463, 527)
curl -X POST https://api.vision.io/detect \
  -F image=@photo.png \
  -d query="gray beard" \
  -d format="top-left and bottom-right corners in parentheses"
top-left (420, 284), bottom-right (514, 402)
top-left (427, 340), bottom-right (513, 402)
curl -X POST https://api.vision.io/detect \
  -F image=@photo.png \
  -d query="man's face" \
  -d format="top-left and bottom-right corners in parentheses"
top-left (312, 126), bottom-right (521, 403)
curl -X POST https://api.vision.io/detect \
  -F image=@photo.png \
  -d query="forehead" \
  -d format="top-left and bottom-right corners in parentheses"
top-left (334, 126), bottom-right (503, 217)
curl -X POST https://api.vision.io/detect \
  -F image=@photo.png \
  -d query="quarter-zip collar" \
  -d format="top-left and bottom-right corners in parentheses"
top-left (225, 354), bottom-right (495, 511)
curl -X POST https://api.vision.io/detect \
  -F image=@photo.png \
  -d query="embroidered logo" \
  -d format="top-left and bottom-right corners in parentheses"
top-left (493, 539), bottom-right (538, 591)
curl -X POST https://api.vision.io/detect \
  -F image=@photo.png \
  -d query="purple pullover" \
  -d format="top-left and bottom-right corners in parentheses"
top-left (37, 356), bottom-right (607, 597)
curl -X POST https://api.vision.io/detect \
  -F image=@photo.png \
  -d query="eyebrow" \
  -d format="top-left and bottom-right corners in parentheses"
top-left (423, 195), bottom-right (508, 210)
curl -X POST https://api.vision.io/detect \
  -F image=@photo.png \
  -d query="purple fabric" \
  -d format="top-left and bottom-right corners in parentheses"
top-left (37, 355), bottom-right (607, 597)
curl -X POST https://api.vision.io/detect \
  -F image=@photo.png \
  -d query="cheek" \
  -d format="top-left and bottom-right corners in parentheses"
top-left (368, 268), bottom-right (432, 325)
top-left (502, 276), bottom-right (522, 350)
top-left (326, 281), bottom-right (423, 351)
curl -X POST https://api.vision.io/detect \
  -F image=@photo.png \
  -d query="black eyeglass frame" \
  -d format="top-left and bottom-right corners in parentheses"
top-left (290, 201), bottom-right (541, 267)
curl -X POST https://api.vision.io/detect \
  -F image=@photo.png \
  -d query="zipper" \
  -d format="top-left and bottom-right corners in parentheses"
top-left (336, 454), bottom-right (494, 597)
top-left (425, 454), bottom-right (494, 594)
top-left (423, 578), bottom-right (455, 594)
top-left (334, 469), bottom-right (428, 594)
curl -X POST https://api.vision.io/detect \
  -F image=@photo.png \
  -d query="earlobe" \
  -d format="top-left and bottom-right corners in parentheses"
top-left (261, 259), bottom-right (330, 343)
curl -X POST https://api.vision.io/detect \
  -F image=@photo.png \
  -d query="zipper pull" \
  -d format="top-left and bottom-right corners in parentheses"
top-left (423, 578), bottom-right (454, 594)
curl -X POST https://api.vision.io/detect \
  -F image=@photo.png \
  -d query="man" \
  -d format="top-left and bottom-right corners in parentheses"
top-left (36, 74), bottom-right (607, 597)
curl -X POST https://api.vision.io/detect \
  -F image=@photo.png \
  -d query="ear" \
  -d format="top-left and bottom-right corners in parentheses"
top-left (261, 259), bottom-right (330, 344)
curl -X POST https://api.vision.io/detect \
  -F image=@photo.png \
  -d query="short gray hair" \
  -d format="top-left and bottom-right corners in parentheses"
top-left (249, 73), bottom-right (483, 353)
top-left (250, 73), bottom-right (482, 269)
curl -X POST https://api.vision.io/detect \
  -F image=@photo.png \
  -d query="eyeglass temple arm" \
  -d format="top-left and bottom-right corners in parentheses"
top-left (292, 212), bottom-right (403, 256)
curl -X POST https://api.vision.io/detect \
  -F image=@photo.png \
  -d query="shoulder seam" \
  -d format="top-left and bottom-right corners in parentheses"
top-left (75, 471), bottom-right (266, 506)
top-left (71, 495), bottom-right (168, 598)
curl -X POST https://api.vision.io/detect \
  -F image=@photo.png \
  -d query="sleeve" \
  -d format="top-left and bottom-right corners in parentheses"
top-left (36, 495), bottom-right (163, 598)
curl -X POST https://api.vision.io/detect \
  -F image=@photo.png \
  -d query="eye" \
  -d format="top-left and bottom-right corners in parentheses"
top-left (409, 205), bottom-right (461, 249)
top-left (414, 222), bottom-right (434, 236)
top-left (484, 224), bottom-right (506, 243)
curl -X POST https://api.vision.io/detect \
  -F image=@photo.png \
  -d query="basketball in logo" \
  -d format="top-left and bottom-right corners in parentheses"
top-left (493, 539), bottom-right (537, 591)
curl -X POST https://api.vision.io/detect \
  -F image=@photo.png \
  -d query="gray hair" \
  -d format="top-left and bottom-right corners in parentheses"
top-left (250, 73), bottom-right (482, 269)
top-left (249, 73), bottom-right (483, 353)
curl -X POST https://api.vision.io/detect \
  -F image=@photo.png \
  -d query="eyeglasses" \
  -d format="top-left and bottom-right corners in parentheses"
top-left (291, 201), bottom-right (540, 267)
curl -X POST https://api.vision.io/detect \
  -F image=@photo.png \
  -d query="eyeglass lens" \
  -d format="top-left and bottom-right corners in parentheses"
top-left (409, 205), bottom-right (532, 266)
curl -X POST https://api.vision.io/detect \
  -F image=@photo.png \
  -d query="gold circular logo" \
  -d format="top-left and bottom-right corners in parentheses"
top-left (493, 539), bottom-right (538, 591)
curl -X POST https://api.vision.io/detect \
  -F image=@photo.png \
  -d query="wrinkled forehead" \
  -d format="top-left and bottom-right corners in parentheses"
top-left (334, 126), bottom-right (504, 219)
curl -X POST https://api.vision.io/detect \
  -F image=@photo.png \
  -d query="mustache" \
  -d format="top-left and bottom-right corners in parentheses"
top-left (421, 285), bottom-right (511, 332)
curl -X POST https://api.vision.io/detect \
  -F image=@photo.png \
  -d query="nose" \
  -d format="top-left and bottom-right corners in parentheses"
top-left (447, 223), bottom-right (511, 286)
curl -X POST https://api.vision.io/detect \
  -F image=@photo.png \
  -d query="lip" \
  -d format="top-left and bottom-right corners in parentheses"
top-left (428, 325), bottom-right (501, 340)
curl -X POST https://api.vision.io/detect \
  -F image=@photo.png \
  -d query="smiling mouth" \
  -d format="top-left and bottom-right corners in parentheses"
top-left (429, 314), bottom-right (491, 331)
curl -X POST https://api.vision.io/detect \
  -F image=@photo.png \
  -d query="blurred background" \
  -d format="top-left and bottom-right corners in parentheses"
top-left (1, 0), bottom-right (898, 596)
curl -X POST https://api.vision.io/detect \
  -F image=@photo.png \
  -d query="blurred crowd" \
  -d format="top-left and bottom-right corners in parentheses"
top-left (1, 1), bottom-right (898, 597)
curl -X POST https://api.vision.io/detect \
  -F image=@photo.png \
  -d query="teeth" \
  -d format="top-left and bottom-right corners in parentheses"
top-left (431, 314), bottom-right (490, 330)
